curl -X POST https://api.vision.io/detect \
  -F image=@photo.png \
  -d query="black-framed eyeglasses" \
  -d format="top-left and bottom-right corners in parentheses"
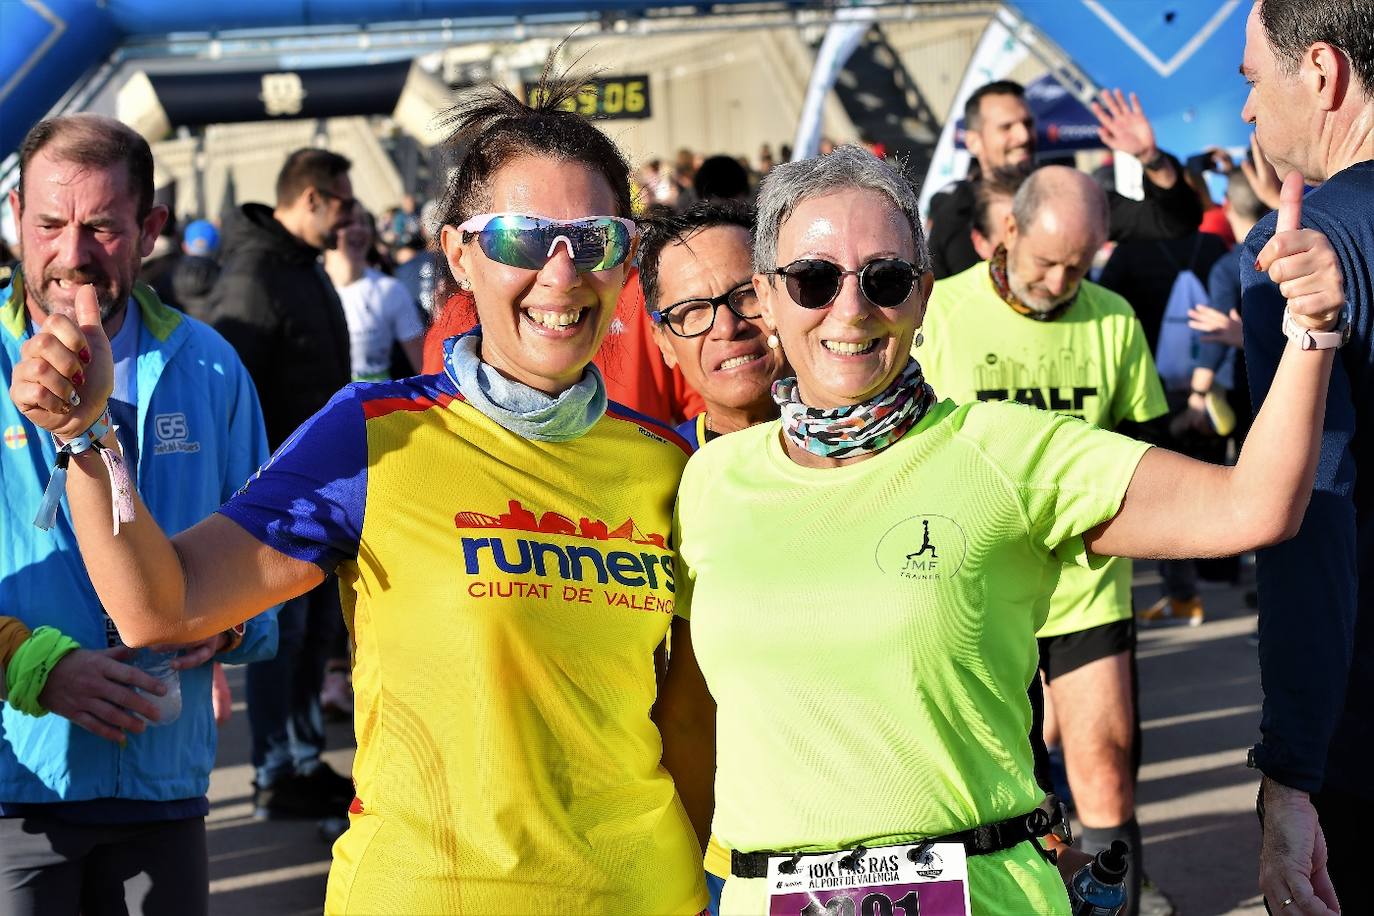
top-left (765, 258), bottom-right (918, 310)
top-left (315, 187), bottom-right (358, 213)
top-left (652, 282), bottom-right (761, 338)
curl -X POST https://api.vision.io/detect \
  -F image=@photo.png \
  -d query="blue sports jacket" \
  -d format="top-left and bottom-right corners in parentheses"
top-left (0, 270), bottom-right (278, 804)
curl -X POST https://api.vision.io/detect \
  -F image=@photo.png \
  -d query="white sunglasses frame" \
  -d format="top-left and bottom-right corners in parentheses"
top-left (454, 212), bottom-right (639, 268)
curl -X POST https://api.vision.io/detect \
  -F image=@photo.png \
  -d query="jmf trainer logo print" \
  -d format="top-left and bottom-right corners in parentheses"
top-left (875, 515), bottom-right (968, 581)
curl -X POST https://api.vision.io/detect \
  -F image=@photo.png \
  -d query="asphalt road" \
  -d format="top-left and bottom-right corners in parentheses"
top-left (206, 570), bottom-right (1270, 915)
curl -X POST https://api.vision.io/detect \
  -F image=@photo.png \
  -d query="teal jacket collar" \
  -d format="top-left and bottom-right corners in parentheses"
top-left (4, 269), bottom-right (190, 477)
top-left (3, 267), bottom-right (185, 346)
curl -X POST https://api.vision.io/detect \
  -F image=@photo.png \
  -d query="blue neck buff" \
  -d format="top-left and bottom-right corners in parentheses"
top-left (443, 330), bottom-right (606, 442)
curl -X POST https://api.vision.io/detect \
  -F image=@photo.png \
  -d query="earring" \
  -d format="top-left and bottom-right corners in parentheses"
top-left (458, 278), bottom-right (472, 291)
top-left (767, 333), bottom-right (780, 350)
top-left (913, 331), bottom-right (924, 348)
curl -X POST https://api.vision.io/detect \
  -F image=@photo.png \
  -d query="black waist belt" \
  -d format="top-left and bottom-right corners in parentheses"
top-left (729, 803), bottom-right (1061, 879)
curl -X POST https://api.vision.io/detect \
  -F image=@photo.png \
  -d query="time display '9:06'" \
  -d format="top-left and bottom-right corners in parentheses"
top-left (525, 77), bottom-right (652, 120)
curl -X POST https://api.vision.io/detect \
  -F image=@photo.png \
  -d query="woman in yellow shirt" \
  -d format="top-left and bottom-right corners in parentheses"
top-left (658, 146), bottom-right (1342, 915)
top-left (10, 77), bottom-right (707, 914)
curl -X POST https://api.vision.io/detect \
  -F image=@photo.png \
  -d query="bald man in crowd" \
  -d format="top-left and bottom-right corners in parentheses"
top-left (920, 166), bottom-right (1169, 916)
top-left (928, 80), bottom-right (1201, 280)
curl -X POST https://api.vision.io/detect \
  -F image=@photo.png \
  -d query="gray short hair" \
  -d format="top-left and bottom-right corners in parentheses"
top-left (753, 145), bottom-right (930, 275)
top-left (1010, 166), bottom-right (1110, 242)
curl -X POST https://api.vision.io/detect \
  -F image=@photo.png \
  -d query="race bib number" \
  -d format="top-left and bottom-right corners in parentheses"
top-left (767, 842), bottom-right (972, 916)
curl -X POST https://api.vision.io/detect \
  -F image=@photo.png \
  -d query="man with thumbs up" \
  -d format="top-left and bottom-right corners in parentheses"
top-left (0, 114), bottom-right (277, 915)
top-left (1240, 3), bottom-right (1374, 914)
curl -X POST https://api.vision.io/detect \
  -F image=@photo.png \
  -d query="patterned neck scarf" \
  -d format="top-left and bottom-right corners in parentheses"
top-left (988, 244), bottom-right (1077, 322)
top-left (771, 357), bottom-right (936, 460)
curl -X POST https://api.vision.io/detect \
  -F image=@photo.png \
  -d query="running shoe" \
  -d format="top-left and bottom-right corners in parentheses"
top-left (1138, 596), bottom-right (1204, 628)
top-left (1138, 873), bottom-right (1177, 916)
top-left (253, 763), bottom-right (355, 820)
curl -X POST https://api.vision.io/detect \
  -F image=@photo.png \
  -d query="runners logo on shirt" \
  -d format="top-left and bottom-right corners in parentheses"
top-left (874, 515), bottom-right (968, 581)
top-left (456, 499), bottom-right (675, 613)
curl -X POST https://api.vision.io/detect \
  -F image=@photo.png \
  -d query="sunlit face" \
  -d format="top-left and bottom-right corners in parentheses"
top-left (651, 225), bottom-right (787, 415)
top-left (1240, 4), bottom-right (1319, 180)
top-left (967, 94), bottom-right (1036, 170)
top-left (441, 155), bottom-right (630, 396)
top-left (971, 193), bottom-right (1013, 261)
top-left (1003, 206), bottom-right (1102, 313)
top-left (10, 152), bottom-right (165, 324)
top-left (756, 188), bottom-right (932, 409)
top-left (337, 209), bottom-right (373, 261)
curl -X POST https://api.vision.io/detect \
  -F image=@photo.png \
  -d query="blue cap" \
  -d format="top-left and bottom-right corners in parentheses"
top-left (182, 220), bottom-right (219, 256)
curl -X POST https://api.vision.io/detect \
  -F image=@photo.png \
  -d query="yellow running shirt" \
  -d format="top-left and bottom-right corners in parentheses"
top-left (921, 263), bottom-right (1167, 637)
top-left (674, 399), bottom-right (1151, 915)
top-left (221, 371), bottom-right (707, 914)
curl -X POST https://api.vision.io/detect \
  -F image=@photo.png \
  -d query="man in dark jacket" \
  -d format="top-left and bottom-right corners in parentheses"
top-left (210, 150), bottom-right (353, 447)
top-left (207, 148), bottom-right (355, 820)
top-left (1238, 2), bottom-right (1374, 913)
top-left (927, 80), bottom-right (1203, 279)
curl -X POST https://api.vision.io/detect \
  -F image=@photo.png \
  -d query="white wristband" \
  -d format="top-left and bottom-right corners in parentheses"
top-left (1282, 307), bottom-right (1350, 351)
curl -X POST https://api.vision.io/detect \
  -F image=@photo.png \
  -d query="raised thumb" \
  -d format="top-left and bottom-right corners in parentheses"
top-left (75, 284), bottom-right (107, 340)
top-left (1275, 171), bottom-right (1305, 234)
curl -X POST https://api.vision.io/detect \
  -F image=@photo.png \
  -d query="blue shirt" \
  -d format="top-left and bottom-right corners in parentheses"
top-left (109, 300), bottom-right (141, 483)
top-left (1241, 159), bottom-right (1374, 799)
top-left (1199, 248), bottom-right (1240, 386)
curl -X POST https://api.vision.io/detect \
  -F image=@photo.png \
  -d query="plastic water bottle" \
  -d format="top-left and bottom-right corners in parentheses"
top-left (129, 648), bottom-right (182, 726)
top-left (1069, 840), bottom-right (1129, 916)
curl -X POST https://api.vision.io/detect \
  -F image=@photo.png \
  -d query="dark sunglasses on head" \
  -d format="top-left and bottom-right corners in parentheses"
top-left (457, 213), bottom-right (637, 273)
top-left (651, 282), bottom-right (760, 338)
top-left (766, 257), bottom-right (918, 310)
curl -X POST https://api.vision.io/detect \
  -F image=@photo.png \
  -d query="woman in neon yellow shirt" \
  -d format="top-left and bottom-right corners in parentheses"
top-left (10, 78), bottom-right (707, 914)
top-left (658, 146), bottom-right (1342, 916)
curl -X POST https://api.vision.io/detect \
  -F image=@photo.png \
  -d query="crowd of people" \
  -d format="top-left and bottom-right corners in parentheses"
top-left (0, 1), bottom-right (1370, 914)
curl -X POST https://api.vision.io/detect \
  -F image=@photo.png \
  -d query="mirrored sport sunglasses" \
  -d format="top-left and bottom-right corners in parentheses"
top-left (456, 213), bottom-right (638, 273)
top-left (651, 282), bottom-right (760, 338)
top-left (766, 257), bottom-right (918, 310)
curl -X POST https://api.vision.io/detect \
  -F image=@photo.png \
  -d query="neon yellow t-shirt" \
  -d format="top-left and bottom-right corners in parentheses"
top-left (222, 373), bottom-right (707, 915)
top-left (921, 263), bottom-right (1168, 637)
top-left (674, 399), bottom-right (1150, 915)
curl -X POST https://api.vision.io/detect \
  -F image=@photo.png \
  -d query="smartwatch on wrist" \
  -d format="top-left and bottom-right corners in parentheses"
top-left (1282, 306), bottom-right (1351, 350)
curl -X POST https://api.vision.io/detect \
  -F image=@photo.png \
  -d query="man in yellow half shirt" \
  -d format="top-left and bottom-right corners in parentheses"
top-left (920, 166), bottom-right (1167, 916)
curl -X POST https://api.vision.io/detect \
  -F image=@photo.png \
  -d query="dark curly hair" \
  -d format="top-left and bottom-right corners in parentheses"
top-left (433, 58), bottom-right (632, 291)
top-left (637, 201), bottom-right (756, 312)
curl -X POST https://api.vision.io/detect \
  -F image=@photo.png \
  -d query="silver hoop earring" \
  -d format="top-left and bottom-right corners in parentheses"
top-left (767, 334), bottom-right (780, 350)
top-left (913, 331), bottom-right (924, 348)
